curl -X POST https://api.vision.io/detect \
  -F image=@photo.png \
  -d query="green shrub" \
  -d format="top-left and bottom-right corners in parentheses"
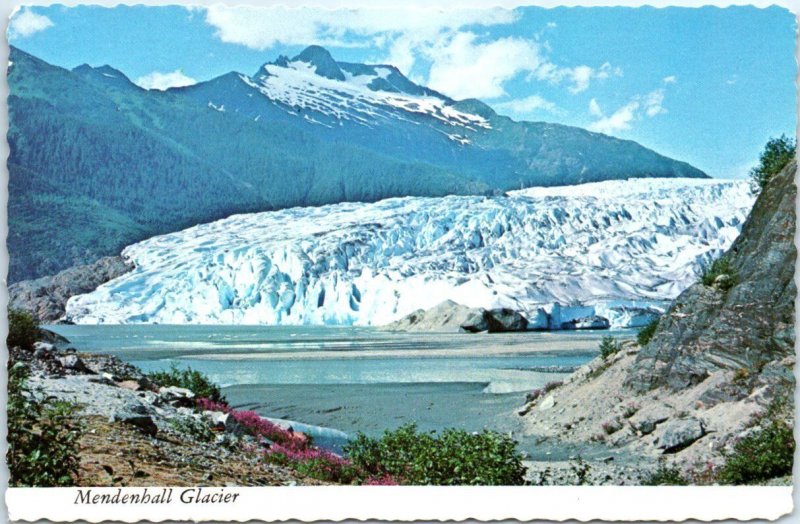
top-left (168, 415), bottom-right (216, 442)
top-left (637, 318), bottom-right (660, 347)
top-left (345, 423), bottom-right (526, 485)
top-left (717, 417), bottom-right (794, 485)
top-left (750, 135), bottom-right (795, 192)
top-left (701, 256), bottom-right (737, 291)
top-left (147, 364), bottom-right (225, 403)
top-left (569, 456), bottom-right (591, 485)
top-left (7, 309), bottom-right (39, 351)
top-left (644, 464), bottom-right (688, 486)
top-left (7, 362), bottom-right (82, 486)
top-left (599, 335), bottom-right (621, 360)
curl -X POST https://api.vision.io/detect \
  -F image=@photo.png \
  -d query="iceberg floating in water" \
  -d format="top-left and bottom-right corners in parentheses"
top-left (65, 178), bottom-right (754, 328)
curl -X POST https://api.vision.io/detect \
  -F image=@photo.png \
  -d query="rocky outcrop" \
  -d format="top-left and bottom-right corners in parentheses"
top-left (626, 161), bottom-right (796, 392)
top-left (381, 300), bottom-right (482, 332)
top-left (484, 308), bottom-right (529, 333)
top-left (9, 256), bottom-right (133, 323)
top-left (520, 160), bottom-right (796, 484)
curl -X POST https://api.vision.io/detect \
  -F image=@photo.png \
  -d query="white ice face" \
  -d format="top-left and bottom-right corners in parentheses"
top-left (65, 178), bottom-right (754, 327)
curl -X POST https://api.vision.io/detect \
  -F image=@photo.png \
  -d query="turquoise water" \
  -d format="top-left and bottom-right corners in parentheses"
top-left (46, 325), bottom-right (626, 456)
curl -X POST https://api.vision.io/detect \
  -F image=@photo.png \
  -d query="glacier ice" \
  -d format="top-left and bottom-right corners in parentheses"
top-left (65, 178), bottom-right (755, 327)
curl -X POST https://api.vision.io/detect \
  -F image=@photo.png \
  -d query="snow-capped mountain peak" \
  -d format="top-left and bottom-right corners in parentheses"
top-left (246, 48), bottom-right (491, 132)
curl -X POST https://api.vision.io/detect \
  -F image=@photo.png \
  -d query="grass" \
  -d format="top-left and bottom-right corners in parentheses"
top-left (147, 364), bottom-right (225, 403)
top-left (644, 464), bottom-right (688, 486)
top-left (599, 335), bottom-right (621, 359)
top-left (7, 309), bottom-right (39, 351)
top-left (701, 256), bottom-right (738, 291)
top-left (344, 423), bottom-right (526, 485)
top-left (7, 362), bottom-right (82, 486)
top-left (637, 318), bottom-right (659, 347)
top-left (717, 398), bottom-right (794, 485)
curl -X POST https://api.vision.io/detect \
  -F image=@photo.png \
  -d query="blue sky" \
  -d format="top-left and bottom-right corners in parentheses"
top-left (8, 4), bottom-right (796, 178)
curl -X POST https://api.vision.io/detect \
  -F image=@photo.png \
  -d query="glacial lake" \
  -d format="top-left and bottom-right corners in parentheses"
top-left (45, 325), bottom-right (634, 458)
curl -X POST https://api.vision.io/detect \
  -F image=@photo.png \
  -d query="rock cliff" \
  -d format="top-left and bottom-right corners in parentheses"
top-left (627, 160), bottom-right (796, 393)
top-left (9, 256), bottom-right (133, 323)
top-left (520, 160), bottom-right (796, 484)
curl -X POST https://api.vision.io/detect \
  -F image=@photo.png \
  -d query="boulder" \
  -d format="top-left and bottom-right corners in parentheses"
top-left (539, 395), bottom-right (556, 411)
top-left (459, 310), bottom-right (489, 333)
top-left (203, 410), bottom-right (229, 430)
top-left (485, 308), bottom-right (528, 333)
top-left (58, 354), bottom-right (92, 374)
top-left (158, 386), bottom-right (196, 407)
top-left (110, 404), bottom-right (157, 436)
top-left (117, 380), bottom-right (142, 392)
top-left (33, 341), bottom-right (55, 353)
top-left (657, 417), bottom-right (705, 453)
top-left (635, 416), bottom-right (668, 436)
top-left (222, 413), bottom-right (246, 436)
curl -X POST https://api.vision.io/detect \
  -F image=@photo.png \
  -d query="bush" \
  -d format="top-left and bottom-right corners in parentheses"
top-left (601, 418), bottom-right (623, 435)
top-left (8, 309), bottom-right (39, 351)
top-left (525, 380), bottom-right (562, 403)
top-left (701, 256), bottom-right (737, 291)
top-left (750, 135), bottom-right (795, 192)
top-left (168, 415), bottom-right (216, 442)
top-left (345, 423), bottom-right (526, 485)
top-left (599, 335), bottom-right (621, 360)
top-left (717, 417), bottom-right (794, 485)
top-left (7, 362), bottom-right (82, 486)
top-left (637, 318), bottom-right (659, 347)
top-left (644, 464), bottom-right (688, 486)
top-left (147, 364), bottom-right (225, 403)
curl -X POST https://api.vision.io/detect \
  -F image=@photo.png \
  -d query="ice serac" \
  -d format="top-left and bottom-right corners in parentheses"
top-left (65, 179), bottom-right (754, 326)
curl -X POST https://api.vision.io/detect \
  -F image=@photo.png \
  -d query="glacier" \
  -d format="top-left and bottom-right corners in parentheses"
top-left (65, 178), bottom-right (754, 328)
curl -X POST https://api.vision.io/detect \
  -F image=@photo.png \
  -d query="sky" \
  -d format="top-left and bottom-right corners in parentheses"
top-left (8, 4), bottom-right (796, 179)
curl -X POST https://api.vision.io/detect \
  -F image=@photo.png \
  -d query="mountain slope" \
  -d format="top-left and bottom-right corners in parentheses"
top-left (9, 45), bottom-right (706, 282)
top-left (64, 178), bottom-right (752, 326)
top-left (626, 160), bottom-right (797, 392)
top-left (519, 160), bottom-right (795, 484)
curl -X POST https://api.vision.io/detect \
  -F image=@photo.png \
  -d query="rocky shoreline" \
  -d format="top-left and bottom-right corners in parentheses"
top-left (10, 335), bottom-right (328, 486)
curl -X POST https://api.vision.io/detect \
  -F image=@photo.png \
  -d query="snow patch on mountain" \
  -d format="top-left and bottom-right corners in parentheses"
top-left (239, 57), bottom-right (491, 131)
top-left (65, 178), bottom-right (754, 327)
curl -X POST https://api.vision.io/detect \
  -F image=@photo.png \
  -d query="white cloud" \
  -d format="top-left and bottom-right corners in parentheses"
top-left (495, 94), bottom-right (559, 116)
top-left (588, 87), bottom-right (667, 135)
top-left (425, 33), bottom-right (545, 99)
top-left (135, 70), bottom-right (197, 91)
top-left (201, 6), bottom-right (619, 101)
top-left (588, 98), bottom-right (603, 118)
top-left (726, 74), bottom-right (739, 85)
top-left (203, 6), bottom-right (517, 51)
top-left (643, 88), bottom-right (666, 117)
top-left (534, 61), bottom-right (622, 94)
top-left (588, 100), bottom-right (640, 134)
top-left (9, 8), bottom-right (53, 38)
top-left (663, 75), bottom-right (677, 84)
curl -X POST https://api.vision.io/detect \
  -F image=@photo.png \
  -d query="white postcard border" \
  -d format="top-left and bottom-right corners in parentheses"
top-left (5, 486), bottom-right (794, 522)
